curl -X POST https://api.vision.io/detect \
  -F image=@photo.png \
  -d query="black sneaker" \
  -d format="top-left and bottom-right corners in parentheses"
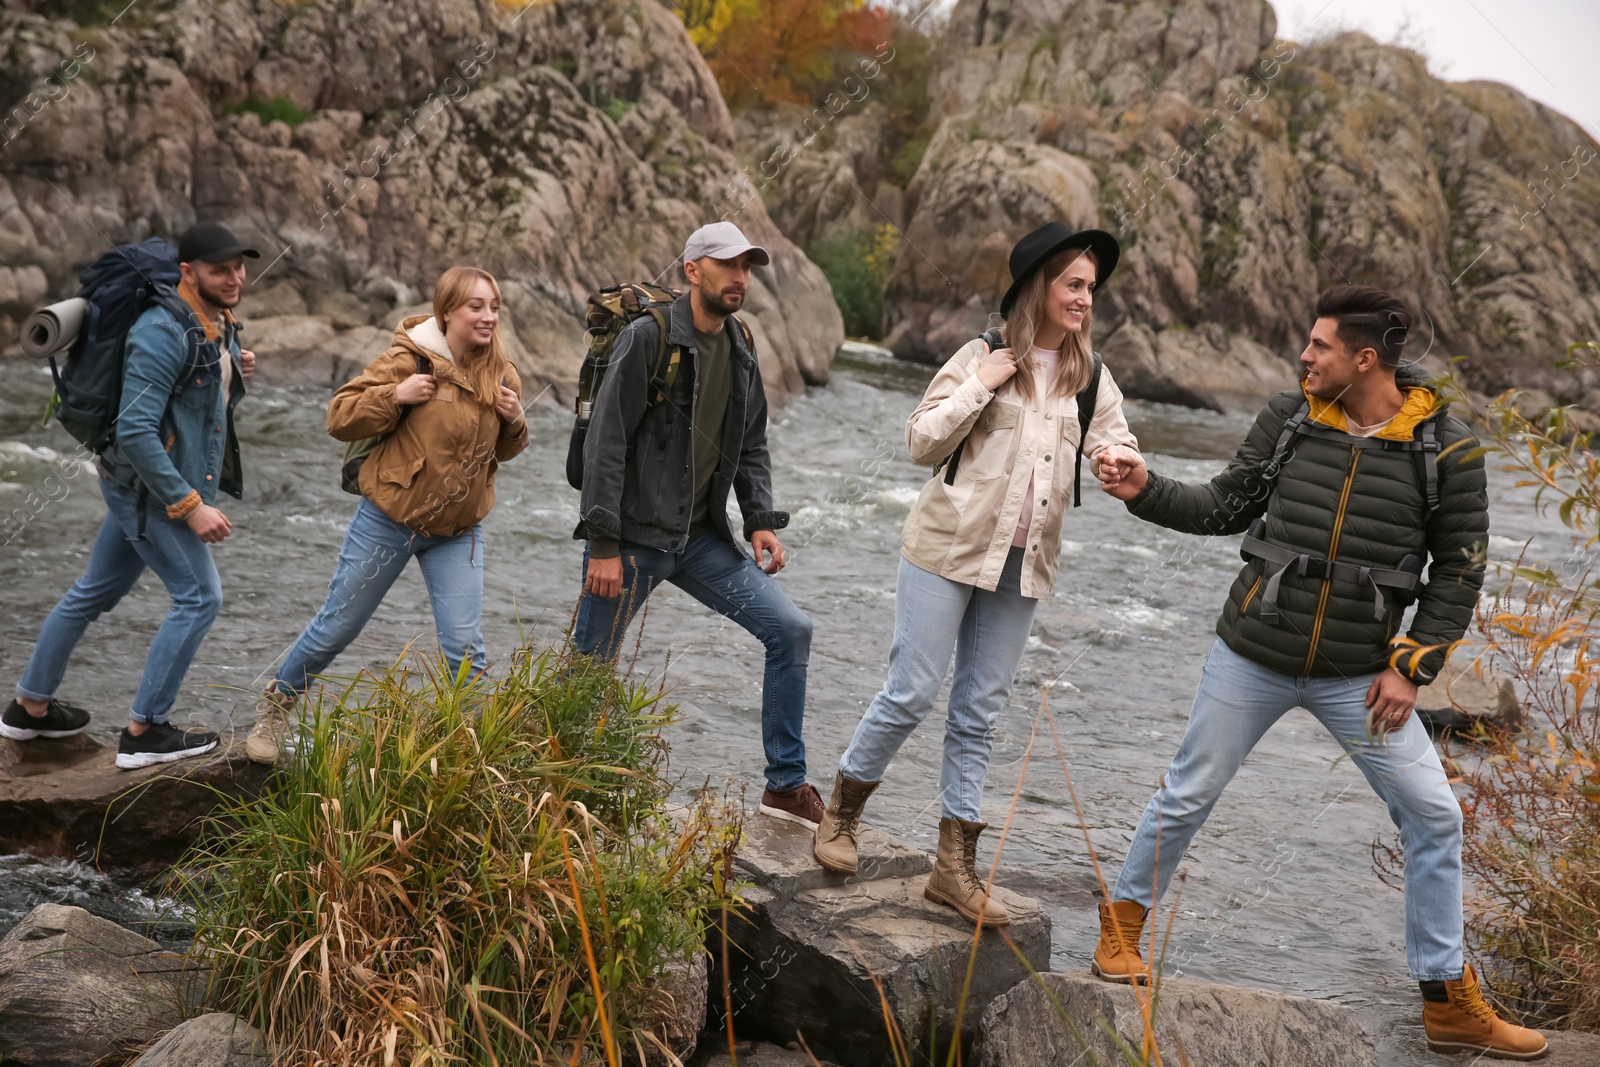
top-left (115, 722), bottom-right (220, 770)
top-left (1, 698), bottom-right (92, 740)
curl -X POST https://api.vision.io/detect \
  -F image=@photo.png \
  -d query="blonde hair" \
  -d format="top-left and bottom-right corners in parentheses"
top-left (432, 266), bottom-right (511, 406)
top-left (1000, 248), bottom-right (1097, 402)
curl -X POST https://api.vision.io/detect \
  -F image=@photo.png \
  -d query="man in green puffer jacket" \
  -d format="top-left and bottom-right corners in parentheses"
top-left (1088, 286), bottom-right (1547, 1060)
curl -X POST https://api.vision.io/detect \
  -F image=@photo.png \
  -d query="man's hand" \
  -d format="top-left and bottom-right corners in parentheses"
top-left (186, 503), bottom-right (232, 544)
top-left (495, 385), bottom-right (525, 425)
top-left (239, 348), bottom-right (256, 381)
top-left (1096, 445), bottom-right (1149, 501)
top-left (585, 555), bottom-right (623, 599)
top-left (1366, 668), bottom-right (1418, 732)
top-left (395, 373), bottom-right (436, 405)
top-left (751, 530), bottom-right (787, 575)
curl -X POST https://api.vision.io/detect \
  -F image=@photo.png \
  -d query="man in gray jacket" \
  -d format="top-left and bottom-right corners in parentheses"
top-left (572, 222), bottom-right (820, 828)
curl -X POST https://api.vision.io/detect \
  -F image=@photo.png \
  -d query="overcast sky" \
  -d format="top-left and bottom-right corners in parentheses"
top-left (1274, 0), bottom-right (1598, 137)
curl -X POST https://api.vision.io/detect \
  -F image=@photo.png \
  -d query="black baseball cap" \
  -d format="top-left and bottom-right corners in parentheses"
top-left (177, 221), bottom-right (260, 264)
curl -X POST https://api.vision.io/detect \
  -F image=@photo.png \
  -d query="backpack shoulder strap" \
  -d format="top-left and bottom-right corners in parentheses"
top-left (1268, 398), bottom-right (1312, 479)
top-left (643, 306), bottom-right (679, 405)
top-left (1070, 352), bottom-right (1104, 508)
top-left (1415, 419), bottom-right (1440, 517)
top-left (939, 332), bottom-right (1005, 485)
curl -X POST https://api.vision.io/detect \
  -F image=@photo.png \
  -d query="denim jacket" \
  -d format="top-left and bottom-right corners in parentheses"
top-left (101, 292), bottom-right (244, 520)
top-left (575, 293), bottom-right (787, 552)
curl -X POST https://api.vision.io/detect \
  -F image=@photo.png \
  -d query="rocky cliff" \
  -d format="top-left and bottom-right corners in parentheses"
top-left (0, 0), bottom-right (844, 407)
top-left (737, 0), bottom-right (1600, 412)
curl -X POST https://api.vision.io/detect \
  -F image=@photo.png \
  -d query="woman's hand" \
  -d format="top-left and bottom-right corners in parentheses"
top-left (975, 346), bottom-right (1018, 391)
top-left (394, 373), bottom-right (436, 405)
top-left (495, 385), bottom-right (525, 425)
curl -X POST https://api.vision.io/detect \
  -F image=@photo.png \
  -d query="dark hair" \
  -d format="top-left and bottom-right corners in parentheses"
top-left (1313, 285), bottom-right (1411, 367)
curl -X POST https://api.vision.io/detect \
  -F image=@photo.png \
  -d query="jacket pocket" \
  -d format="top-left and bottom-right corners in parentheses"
top-left (963, 401), bottom-right (1020, 481)
top-left (379, 453), bottom-right (426, 490)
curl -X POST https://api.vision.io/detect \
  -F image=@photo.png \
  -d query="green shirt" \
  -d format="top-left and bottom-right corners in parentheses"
top-left (687, 324), bottom-right (733, 536)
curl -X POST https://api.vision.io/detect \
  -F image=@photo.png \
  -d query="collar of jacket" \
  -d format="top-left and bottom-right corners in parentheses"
top-left (176, 277), bottom-right (237, 342)
top-left (405, 313), bottom-right (455, 363)
top-left (391, 314), bottom-right (471, 385)
top-left (668, 292), bottom-right (753, 364)
top-left (1303, 369), bottom-right (1443, 441)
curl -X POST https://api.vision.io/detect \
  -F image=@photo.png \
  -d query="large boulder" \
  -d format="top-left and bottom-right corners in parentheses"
top-left (0, 904), bottom-right (206, 1067)
top-left (0, 736), bottom-right (271, 872)
top-left (713, 818), bottom-right (1051, 1067)
top-left (0, 0), bottom-right (843, 409)
top-left (1415, 653), bottom-right (1522, 735)
top-left (974, 971), bottom-right (1375, 1067)
top-left (1100, 320), bottom-right (1299, 413)
top-left (127, 1013), bottom-right (271, 1067)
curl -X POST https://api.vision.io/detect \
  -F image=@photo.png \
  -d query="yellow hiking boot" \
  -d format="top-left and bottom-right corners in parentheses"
top-left (1422, 964), bottom-right (1548, 1060)
top-left (1091, 899), bottom-right (1151, 984)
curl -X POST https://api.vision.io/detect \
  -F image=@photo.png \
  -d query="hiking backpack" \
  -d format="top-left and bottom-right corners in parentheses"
top-left (564, 282), bottom-right (751, 491)
top-left (44, 238), bottom-right (199, 454)
top-left (935, 327), bottom-right (1104, 507)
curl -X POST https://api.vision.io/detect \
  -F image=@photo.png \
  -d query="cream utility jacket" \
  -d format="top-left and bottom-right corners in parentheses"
top-left (901, 339), bottom-right (1138, 598)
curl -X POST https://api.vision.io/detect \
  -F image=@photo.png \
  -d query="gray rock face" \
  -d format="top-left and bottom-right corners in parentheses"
top-left (1415, 654), bottom-right (1522, 734)
top-left (974, 971), bottom-right (1376, 1067)
top-left (1100, 320), bottom-right (1300, 413)
top-left (829, 0), bottom-right (1600, 397)
top-left (0, 904), bottom-right (206, 1067)
top-left (0, 0), bottom-right (842, 408)
top-left (0, 736), bottom-right (272, 872)
top-left (1544, 1029), bottom-right (1600, 1066)
top-left (128, 1013), bottom-right (271, 1067)
top-left (713, 817), bottom-right (1051, 1067)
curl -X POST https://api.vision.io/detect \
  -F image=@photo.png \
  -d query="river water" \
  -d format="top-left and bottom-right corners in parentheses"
top-left (0, 349), bottom-right (1566, 1064)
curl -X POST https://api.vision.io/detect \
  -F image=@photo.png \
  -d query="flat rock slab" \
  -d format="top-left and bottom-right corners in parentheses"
top-left (716, 817), bottom-right (1049, 1067)
top-left (975, 972), bottom-right (1375, 1067)
top-left (0, 736), bottom-right (271, 871)
top-left (1545, 1028), bottom-right (1600, 1066)
top-left (689, 1039), bottom-right (842, 1066)
top-left (0, 903), bottom-right (207, 1067)
top-left (128, 1013), bottom-right (271, 1067)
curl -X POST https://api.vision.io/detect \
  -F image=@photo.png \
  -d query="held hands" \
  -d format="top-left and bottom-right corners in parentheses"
top-left (752, 530), bottom-right (787, 575)
top-left (495, 385), bottom-right (525, 426)
top-left (585, 556), bottom-right (623, 599)
top-left (395, 373), bottom-right (436, 405)
top-left (1095, 444), bottom-right (1148, 501)
top-left (186, 503), bottom-right (232, 543)
top-left (1366, 668), bottom-right (1418, 732)
top-left (974, 346), bottom-right (1018, 391)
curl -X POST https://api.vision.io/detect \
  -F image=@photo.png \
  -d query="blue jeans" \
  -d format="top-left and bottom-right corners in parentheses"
top-left (275, 497), bottom-right (487, 695)
top-left (571, 533), bottom-right (812, 791)
top-left (1112, 637), bottom-right (1465, 981)
top-left (839, 548), bottom-right (1038, 822)
top-left (17, 478), bottom-right (223, 724)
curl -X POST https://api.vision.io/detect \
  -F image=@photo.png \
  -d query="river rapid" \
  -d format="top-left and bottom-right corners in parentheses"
top-left (0, 349), bottom-right (1567, 1064)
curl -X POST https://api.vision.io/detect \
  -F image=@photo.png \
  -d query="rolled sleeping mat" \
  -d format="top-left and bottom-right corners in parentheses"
top-left (21, 297), bottom-right (90, 358)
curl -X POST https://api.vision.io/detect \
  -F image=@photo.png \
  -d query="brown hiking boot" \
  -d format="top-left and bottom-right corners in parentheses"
top-left (1092, 899), bottom-right (1151, 984)
top-left (759, 782), bottom-right (825, 830)
top-left (812, 774), bottom-right (880, 874)
top-left (245, 684), bottom-right (294, 766)
top-left (923, 817), bottom-right (1009, 927)
top-left (1423, 964), bottom-right (1548, 1060)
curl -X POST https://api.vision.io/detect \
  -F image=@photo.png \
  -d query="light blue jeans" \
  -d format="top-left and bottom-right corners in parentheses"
top-left (1112, 637), bottom-right (1465, 981)
top-left (839, 548), bottom-right (1038, 822)
top-left (17, 478), bottom-right (223, 724)
top-left (275, 497), bottom-right (487, 695)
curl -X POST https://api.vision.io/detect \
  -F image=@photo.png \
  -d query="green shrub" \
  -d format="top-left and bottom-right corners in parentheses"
top-left (227, 96), bottom-right (312, 127)
top-left (602, 98), bottom-right (635, 124)
top-left (808, 223), bottom-right (900, 340)
top-left (173, 649), bottom-right (742, 1065)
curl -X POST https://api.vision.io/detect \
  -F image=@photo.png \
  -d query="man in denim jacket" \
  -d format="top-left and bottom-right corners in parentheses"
top-left (3, 223), bottom-right (258, 769)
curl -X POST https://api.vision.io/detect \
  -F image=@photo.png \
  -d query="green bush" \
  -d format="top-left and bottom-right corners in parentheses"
top-left (173, 649), bottom-right (742, 1065)
top-left (808, 224), bottom-right (901, 340)
top-left (227, 96), bottom-right (311, 127)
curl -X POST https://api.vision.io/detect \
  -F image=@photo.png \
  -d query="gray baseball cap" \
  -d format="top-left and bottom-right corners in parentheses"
top-left (682, 221), bottom-right (770, 266)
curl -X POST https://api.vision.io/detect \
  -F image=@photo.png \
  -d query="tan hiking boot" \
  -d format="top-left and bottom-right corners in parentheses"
top-left (1423, 964), bottom-right (1548, 1060)
top-left (923, 817), bottom-right (1009, 927)
top-left (245, 685), bottom-right (294, 766)
top-left (812, 775), bottom-right (880, 874)
top-left (1092, 899), bottom-right (1151, 984)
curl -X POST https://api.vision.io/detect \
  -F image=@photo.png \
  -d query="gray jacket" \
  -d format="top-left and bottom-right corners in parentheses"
top-left (574, 293), bottom-right (788, 552)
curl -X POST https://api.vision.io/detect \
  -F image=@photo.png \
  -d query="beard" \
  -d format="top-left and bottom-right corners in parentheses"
top-left (703, 287), bottom-right (745, 317)
top-left (195, 274), bottom-right (240, 310)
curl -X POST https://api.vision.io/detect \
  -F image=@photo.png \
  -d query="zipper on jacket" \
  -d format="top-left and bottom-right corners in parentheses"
top-left (1240, 575), bottom-right (1263, 616)
top-left (1303, 447), bottom-right (1361, 673)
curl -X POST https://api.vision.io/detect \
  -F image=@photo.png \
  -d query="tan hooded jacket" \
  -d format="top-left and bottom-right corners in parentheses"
top-left (328, 315), bottom-right (529, 537)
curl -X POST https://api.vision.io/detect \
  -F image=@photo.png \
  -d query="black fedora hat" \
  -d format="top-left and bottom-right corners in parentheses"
top-left (999, 223), bottom-right (1119, 317)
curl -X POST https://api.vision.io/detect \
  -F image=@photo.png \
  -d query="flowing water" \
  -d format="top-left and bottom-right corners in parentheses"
top-left (0, 350), bottom-right (1568, 1063)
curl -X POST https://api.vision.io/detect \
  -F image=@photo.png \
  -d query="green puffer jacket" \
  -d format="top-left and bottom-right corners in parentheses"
top-left (1128, 369), bottom-right (1488, 683)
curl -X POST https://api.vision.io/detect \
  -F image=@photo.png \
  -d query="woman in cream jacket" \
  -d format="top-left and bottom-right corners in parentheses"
top-left (813, 225), bottom-right (1139, 926)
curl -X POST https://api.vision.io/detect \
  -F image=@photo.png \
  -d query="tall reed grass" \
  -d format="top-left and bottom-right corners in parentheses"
top-left (172, 648), bottom-right (742, 1066)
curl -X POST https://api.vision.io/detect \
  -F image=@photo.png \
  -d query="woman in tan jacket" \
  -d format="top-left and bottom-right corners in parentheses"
top-left (813, 225), bottom-right (1140, 926)
top-left (248, 266), bottom-right (528, 762)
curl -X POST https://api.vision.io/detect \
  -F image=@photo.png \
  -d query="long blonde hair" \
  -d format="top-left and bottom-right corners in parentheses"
top-left (432, 266), bottom-right (511, 406)
top-left (999, 247), bottom-right (1097, 402)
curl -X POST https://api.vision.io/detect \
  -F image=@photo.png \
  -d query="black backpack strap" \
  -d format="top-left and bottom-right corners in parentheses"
top-left (1415, 419), bottom-right (1440, 517)
top-left (1267, 399), bottom-right (1312, 480)
top-left (939, 331), bottom-right (1006, 485)
top-left (1071, 351), bottom-right (1103, 508)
